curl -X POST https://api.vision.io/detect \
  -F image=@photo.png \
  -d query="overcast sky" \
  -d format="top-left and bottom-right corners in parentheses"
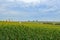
top-left (0, 0), bottom-right (60, 21)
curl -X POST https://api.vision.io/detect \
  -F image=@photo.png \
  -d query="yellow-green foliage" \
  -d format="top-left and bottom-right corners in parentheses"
top-left (0, 21), bottom-right (60, 40)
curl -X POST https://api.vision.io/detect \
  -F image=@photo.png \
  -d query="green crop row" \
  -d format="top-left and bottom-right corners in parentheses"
top-left (0, 21), bottom-right (60, 40)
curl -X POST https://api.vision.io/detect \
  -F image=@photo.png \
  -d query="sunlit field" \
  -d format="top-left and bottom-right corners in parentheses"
top-left (0, 21), bottom-right (60, 40)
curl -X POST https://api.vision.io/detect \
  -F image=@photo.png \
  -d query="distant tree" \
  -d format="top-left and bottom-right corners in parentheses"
top-left (36, 20), bottom-right (38, 22)
top-left (32, 20), bottom-right (35, 22)
top-left (28, 20), bottom-right (30, 22)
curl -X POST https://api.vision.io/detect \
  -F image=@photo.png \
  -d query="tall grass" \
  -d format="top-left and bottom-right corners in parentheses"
top-left (0, 21), bottom-right (60, 40)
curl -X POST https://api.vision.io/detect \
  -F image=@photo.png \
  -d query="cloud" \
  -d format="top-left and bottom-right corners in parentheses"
top-left (0, 0), bottom-right (60, 13)
top-left (17, 0), bottom-right (40, 3)
top-left (0, 0), bottom-right (60, 21)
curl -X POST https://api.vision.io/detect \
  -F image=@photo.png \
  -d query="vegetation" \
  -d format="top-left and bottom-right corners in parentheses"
top-left (0, 21), bottom-right (60, 40)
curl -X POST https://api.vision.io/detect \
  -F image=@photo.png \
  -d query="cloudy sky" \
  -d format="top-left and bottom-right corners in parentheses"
top-left (0, 0), bottom-right (60, 21)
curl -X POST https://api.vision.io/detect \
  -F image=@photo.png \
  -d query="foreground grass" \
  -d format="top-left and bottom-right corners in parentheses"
top-left (0, 21), bottom-right (60, 40)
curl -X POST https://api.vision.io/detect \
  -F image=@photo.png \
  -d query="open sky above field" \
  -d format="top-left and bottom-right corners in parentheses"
top-left (0, 0), bottom-right (60, 21)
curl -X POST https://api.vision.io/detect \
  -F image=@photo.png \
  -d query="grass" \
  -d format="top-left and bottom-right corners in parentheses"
top-left (0, 21), bottom-right (60, 40)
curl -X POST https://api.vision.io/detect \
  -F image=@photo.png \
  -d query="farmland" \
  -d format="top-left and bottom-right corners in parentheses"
top-left (0, 21), bottom-right (60, 40)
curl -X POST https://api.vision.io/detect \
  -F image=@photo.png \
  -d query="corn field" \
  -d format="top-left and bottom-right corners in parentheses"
top-left (0, 21), bottom-right (60, 40)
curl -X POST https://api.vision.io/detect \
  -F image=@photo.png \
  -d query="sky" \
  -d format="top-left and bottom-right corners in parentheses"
top-left (0, 0), bottom-right (60, 21)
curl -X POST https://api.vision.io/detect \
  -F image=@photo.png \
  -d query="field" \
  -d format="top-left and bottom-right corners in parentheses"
top-left (0, 21), bottom-right (60, 40)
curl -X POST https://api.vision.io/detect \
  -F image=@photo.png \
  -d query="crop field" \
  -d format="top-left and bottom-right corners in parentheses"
top-left (0, 21), bottom-right (60, 40)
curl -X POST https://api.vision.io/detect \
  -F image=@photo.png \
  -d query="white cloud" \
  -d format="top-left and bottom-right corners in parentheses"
top-left (7, 0), bottom-right (40, 3)
top-left (7, 0), bottom-right (49, 3)
top-left (6, 0), bottom-right (50, 5)
top-left (0, 0), bottom-right (60, 21)
top-left (17, 0), bottom-right (40, 3)
top-left (40, 0), bottom-right (49, 4)
top-left (5, 0), bottom-right (13, 1)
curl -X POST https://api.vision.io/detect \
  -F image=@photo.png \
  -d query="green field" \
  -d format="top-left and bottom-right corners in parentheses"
top-left (0, 21), bottom-right (60, 40)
